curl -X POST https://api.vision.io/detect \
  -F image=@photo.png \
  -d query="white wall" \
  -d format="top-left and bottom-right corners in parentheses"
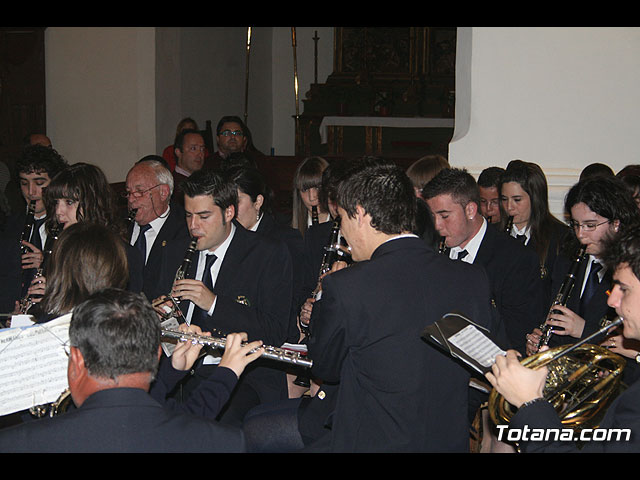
top-left (45, 27), bottom-right (156, 183)
top-left (451, 27), bottom-right (640, 217)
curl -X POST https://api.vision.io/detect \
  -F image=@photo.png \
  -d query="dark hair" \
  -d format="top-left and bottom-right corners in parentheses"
top-left (223, 165), bottom-right (273, 215)
top-left (39, 223), bottom-right (129, 317)
top-left (15, 144), bottom-right (67, 178)
top-left (601, 222), bottom-right (640, 282)
top-left (137, 154), bottom-right (170, 171)
top-left (477, 166), bottom-right (505, 188)
top-left (617, 164), bottom-right (640, 178)
top-left (579, 162), bottom-right (614, 182)
top-left (43, 162), bottom-right (123, 237)
top-left (405, 155), bottom-right (450, 191)
top-left (173, 128), bottom-right (203, 153)
top-left (216, 115), bottom-right (246, 136)
top-left (319, 160), bottom-right (352, 212)
top-left (422, 167), bottom-right (481, 208)
top-left (220, 152), bottom-right (257, 171)
top-left (499, 159), bottom-right (565, 265)
top-left (337, 162), bottom-right (416, 235)
top-left (70, 288), bottom-right (160, 380)
top-left (181, 168), bottom-right (238, 214)
top-left (565, 175), bottom-right (640, 230)
top-left (620, 174), bottom-right (640, 199)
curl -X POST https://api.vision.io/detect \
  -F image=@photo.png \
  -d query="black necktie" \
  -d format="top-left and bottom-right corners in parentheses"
top-left (580, 261), bottom-right (602, 312)
top-left (191, 253), bottom-right (218, 326)
top-left (516, 234), bottom-right (527, 244)
top-left (31, 217), bottom-right (45, 252)
top-left (456, 249), bottom-right (468, 261)
top-left (135, 224), bottom-right (152, 260)
top-left (202, 253), bottom-right (217, 291)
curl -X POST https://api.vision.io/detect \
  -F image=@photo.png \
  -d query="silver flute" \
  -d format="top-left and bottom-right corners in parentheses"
top-left (161, 329), bottom-right (313, 368)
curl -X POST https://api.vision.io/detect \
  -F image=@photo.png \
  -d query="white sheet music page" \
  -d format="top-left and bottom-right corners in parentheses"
top-left (448, 324), bottom-right (506, 370)
top-left (0, 313), bottom-right (71, 416)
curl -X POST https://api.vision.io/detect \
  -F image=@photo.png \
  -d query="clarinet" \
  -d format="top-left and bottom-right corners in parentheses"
top-left (20, 200), bottom-right (37, 255)
top-left (126, 208), bottom-right (138, 223)
top-left (19, 223), bottom-right (61, 314)
top-left (504, 215), bottom-right (514, 235)
top-left (311, 205), bottom-right (319, 225)
top-left (155, 237), bottom-right (199, 322)
top-left (536, 244), bottom-right (588, 350)
top-left (309, 218), bottom-right (342, 302)
top-left (161, 328), bottom-right (313, 368)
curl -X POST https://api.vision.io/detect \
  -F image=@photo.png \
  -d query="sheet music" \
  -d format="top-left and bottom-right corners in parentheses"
top-left (0, 314), bottom-right (71, 416)
top-left (447, 325), bottom-right (506, 369)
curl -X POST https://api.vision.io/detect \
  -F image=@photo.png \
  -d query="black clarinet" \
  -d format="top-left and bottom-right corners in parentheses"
top-left (19, 223), bottom-right (62, 314)
top-left (504, 215), bottom-right (514, 235)
top-left (311, 205), bottom-right (319, 225)
top-left (20, 200), bottom-right (37, 255)
top-left (294, 219), bottom-right (341, 388)
top-left (536, 244), bottom-right (588, 350)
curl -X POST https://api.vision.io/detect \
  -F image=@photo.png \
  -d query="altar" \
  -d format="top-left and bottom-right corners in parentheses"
top-left (319, 116), bottom-right (455, 156)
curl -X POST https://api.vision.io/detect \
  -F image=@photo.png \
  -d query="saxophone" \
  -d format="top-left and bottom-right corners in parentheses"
top-left (535, 244), bottom-right (588, 351)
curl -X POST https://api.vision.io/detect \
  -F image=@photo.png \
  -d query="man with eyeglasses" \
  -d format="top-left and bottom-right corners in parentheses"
top-left (527, 175), bottom-right (640, 358)
top-left (208, 116), bottom-right (265, 171)
top-left (125, 159), bottom-right (190, 301)
top-left (477, 166), bottom-right (505, 225)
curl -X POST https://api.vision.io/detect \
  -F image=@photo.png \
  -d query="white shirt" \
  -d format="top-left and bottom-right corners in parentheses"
top-left (185, 222), bottom-right (236, 324)
top-left (185, 223), bottom-right (236, 365)
top-left (130, 206), bottom-right (171, 264)
top-left (511, 223), bottom-right (531, 245)
top-left (449, 218), bottom-right (487, 264)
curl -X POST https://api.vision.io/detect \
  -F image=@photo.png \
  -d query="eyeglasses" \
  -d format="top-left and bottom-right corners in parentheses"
top-left (123, 184), bottom-right (161, 198)
top-left (219, 130), bottom-right (244, 137)
top-left (569, 219), bottom-right (610, 232)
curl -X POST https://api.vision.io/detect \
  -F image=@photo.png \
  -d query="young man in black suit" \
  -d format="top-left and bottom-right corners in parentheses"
top-left (486, 223), bottom-right (640, 452)
top-left (0, 288), bottom-right (245, 453)
top-left (305, 162), bottom-right (495, 452)
top-left (125, 158), bottom-right (191, 301)
top-left (423, 167), bottom-right (545, 355)
top-left (155, 168), bottom-right (294, 427)
top-left (0, 145), bottom-right (67, 315)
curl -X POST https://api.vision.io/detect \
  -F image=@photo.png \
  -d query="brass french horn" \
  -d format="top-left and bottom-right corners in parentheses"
top-left (488, 317), bottom-right (626, 431)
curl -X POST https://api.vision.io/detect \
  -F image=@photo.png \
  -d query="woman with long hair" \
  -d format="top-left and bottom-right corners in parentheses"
top-left (26, 163), bottom-right (143, 302)
top-left (291, 156), bottom-right (330, 237)
top-left (36, 222), bottom-right (129, 322)
top-left (499, 159), bottom-right (569, 303)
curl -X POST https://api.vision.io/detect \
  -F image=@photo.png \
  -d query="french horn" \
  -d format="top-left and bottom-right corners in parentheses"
top-left (488, 317), bottom-right (626, 431)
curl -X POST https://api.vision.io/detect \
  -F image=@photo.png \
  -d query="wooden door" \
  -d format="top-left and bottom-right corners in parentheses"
top-left (0, 27), bottom-right (47, 212)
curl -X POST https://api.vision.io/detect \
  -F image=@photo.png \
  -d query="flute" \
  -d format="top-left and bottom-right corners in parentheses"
top-left (161, 328), bottom-right (313, 368)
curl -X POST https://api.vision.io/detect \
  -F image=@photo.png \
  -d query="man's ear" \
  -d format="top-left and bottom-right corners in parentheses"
top-left (68, 346), bottom-right (86, 383)
top-left (464, 201), bottom-right (478, 220)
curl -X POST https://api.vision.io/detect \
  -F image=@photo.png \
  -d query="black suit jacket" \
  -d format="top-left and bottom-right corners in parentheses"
top-left (255, 213), bottom-right (306, 342)
top-left (158, 222), bottom-right (294, 404)
top-left (306, 236), bottom-right (494, 452)
top-left (128, 203), bottom-right (191, 301)
top-left (0, 388), bottom-right (245, 453)
top-left (473, 224), bottom-right (546, 355)
top-left (547, 253), bottom-right (614, 346)
top-left (526, 221), bottom-right (570, 307)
